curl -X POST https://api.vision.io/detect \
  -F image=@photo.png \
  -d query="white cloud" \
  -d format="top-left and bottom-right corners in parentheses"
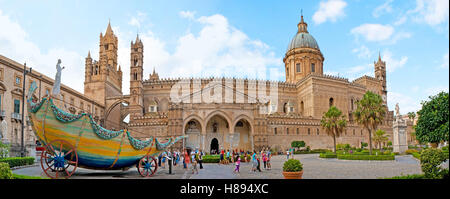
top-left (0, 9), bottom-right (85, 93)
top-left (312, 0), bottom-right (347, 25)
top-left (388, 91), bottom-right (421, 114)
top-left (352, 45), bottom-right (373, 59)
top-left (382, 50), bottom-right (408, 73)
top-left (351, 24), bottom-right (394, 42)
top-left (128, 11), bottom-right (147, 28)
top-left (179, 11), bottom-right (196, 20)
top-left (351, 23), bottom-right (410, 44)
top-left (425, 85), bottom-right (449, 96)
top-left (373, 0), bottom-right (393, 18)
top-left (393, 15), bottom-right (407, 26)
top-left (408, 0), bottom-right (449, 26)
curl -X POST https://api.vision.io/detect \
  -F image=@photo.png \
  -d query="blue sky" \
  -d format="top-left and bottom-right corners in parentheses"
top-left (0, 0), bottom-right (448, 114)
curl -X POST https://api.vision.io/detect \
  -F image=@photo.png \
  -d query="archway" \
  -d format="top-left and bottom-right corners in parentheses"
top-left (233, 118), bottom-right (252, 152)
top-left (205, 113), bottom-right (231, 152)
top-left (210, 138), bottom-right (219, 154)
top-left (184, 118), bottom-right (202, 150)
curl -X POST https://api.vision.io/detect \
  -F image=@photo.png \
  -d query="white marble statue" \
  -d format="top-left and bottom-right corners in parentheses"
top-left (1, 119), bottom-right (7, 141)
top-left (395, 103), bottom-right (400, 116)
top-left (52, 59), bottom-right (65, 96)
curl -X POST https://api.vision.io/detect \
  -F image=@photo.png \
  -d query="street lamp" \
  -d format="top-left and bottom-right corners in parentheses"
top-left (21, 62), bottom-right (32, 157)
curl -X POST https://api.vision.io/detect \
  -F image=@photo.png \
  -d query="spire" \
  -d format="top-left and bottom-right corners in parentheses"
top-left (87, 51), bottom-right (91, 58)
top-left (152, 67), bottom-right (156, 75)
top-left (378, 51), bottom-right (382, 62)
top-left (105, 20), bottom-right (113, 35)
top-left (297, 11), bottom-right (308, 33)
top-left (118, 65), bottom-right (122, 72)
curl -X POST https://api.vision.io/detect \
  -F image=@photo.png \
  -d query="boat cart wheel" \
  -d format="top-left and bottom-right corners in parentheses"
top-left (41, 139), bottom-right (78, 179)
top-left (138, 155), bottom-right (158, 177)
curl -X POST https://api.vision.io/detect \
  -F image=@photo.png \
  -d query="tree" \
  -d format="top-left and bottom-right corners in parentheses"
top-left (291, 141), bottom-right (306, 150)
top-left (320, 106), bottom-right (347, 154)
top-left (354, 91), bottom-right (386, 155)
top-left (415, 92), bottom-right (449, 146)
top-left (373, 129), bottom-right (388, 150)
top-left (407, 112), bottom-right (416, 121)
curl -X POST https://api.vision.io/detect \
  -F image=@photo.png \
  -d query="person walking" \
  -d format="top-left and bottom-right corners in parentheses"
top-left (158, 153), bottom-right (162, 167)
top-left (198, 150), bottom-right (204, 169)
top-left (256, 153), bottom-right (261, 172)
top-left (267, 150), bottom-right (272, 170)
top-left (286, 149), bottom-right (290, 160)
top-left (262, 151), bottom-right (267, 170)
top-left (251, 151), bottom-right (257, 172)
top-left (191, 151), bottom-right (198, 174)
top-left (184, 149), bottom-right (190, 170)
top-left (234, 156), bottom-right (241, 173)
top-left (161, 151), bottom-right (167, 168)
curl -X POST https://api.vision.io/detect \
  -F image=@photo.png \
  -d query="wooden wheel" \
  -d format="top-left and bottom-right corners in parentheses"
top-left (41, 139), bottom-right (78, 179)
top-left (138, 155), bottom-right (157, 177)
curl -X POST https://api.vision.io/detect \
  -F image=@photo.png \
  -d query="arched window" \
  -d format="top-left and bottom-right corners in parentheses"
top-left (329, 98), bottom-right (334, 107)
top-left (296, 128), bottom-right (299, 135)
top-left (296, 63), bottom-right (301, 73)
top-left (286, 128), bottom-right (289, 135)
top-left (311, 63), bottom-right (315, 72)
top-left (308, 128), bottom-right (310, 135)
top-left (351, 98), bottom-right (354, 110)
top-left (134, 72), bottom-right (138, 80)
top-left (300, 101), bottom-right (304, 114)
top-left (274, 127), bottom-right (277, 135)
top-left (134, 58), bottom-right (138, 67)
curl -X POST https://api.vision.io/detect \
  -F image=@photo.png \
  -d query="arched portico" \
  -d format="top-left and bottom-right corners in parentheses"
top-left (232, 115), bottom-right (254, 152)
top-left (183, 115), bottom-right (203, 150)
top-left (204, 112), bottom-right (232, 153)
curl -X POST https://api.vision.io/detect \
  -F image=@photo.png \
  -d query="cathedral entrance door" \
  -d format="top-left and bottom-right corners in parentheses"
top-left (210, 138), bottom-right (219, 154)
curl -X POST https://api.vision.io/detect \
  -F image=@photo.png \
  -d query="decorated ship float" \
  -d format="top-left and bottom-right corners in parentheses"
top-left (26, 82), bottom-right (185, 179)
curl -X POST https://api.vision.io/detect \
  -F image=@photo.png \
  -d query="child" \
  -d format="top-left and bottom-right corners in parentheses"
top-left (234, 156), bottom-right (241, 173)
top-left (191, 152), bottom-right (198, 174)
top-left (262, 151), bottom-right (267, 170)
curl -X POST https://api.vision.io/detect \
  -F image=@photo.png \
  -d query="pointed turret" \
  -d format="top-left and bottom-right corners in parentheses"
top-left (87, 51), bottom-right (91, 59)
top-left (105, 20), bottom-right (113, 35)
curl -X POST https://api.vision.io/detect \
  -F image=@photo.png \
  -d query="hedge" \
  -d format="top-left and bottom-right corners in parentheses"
top-left (337, 154), bottom-right (395, 160)
top-left (412, 152), bottom-right (421, 160)
top-left (319, 153), bottom-right (337, 158)
top-left (12, 173), bottom-right (48, 179)
top-left (0, 162), bottom-right (13, 179)
top-left (0, 157), bottom-right (35, 168)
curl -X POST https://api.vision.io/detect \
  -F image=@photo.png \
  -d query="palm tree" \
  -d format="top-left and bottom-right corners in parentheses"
top-left (354, 91), bottom-right (386, 155)
top-left (320, 106), bottom-right (347, 154)
top-left (373, 129), bottom-right (388, 151)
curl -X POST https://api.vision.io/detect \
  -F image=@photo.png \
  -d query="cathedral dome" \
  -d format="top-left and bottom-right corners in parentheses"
top-left (287, 15), bottom-right (320, 52)
top-left (288, 32), bottom-right (320, 51)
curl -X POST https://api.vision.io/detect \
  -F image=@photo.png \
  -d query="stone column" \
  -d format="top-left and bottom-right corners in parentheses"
top-left (229, 134), bottom-right (234, 150)
top-left (201, 134), bottom-right (205, 151)
top-left (393, 115), bottom-right (408, 154)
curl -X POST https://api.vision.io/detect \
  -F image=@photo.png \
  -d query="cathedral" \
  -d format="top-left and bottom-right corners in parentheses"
top-left (84, 16), bottom-right (401, 153)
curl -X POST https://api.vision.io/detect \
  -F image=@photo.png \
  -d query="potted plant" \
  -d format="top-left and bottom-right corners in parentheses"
top-left (282, 159), bottom-right (303, 179)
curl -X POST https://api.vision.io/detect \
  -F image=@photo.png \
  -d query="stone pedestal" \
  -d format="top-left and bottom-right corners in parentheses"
top-left (393, 116), bottom-right (408, 154)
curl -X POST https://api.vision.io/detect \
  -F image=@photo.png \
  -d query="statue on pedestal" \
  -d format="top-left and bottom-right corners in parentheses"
top-left (0, 119), bottom-right (7, 142)
top-left (52, 59), bottom-right (65, 97)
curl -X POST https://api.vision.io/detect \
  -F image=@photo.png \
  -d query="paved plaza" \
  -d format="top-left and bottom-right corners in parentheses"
top-left (12, 154), bottom-right (449, 179)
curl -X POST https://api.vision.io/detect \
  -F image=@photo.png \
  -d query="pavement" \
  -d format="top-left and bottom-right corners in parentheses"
top-left (12, 154), bottom-right (449, 179)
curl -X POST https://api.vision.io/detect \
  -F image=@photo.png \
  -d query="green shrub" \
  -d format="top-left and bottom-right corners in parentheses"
top-left (319, 153), bottom-right (337, 158)
top-left (356, 148), bottom-right (362, 152)
top-left (0, 157), bottom-right (35, 168)
top-left (383, 150), bottom-right (392, 155)
top-left (420, 148), bottom-right (447, 179)
top-left (0, 141), bottom-right (10, 158)
top-left (442, 146), bottom-right (448, 152)
top-left (405, 149), bottom-right (419, 154)
top-left (291, 141), bottom-right (306, 148)
top-left (0, 162), bottom-right (13, 179)
top-left (202, 155), bottom-right (220, 163)
top-left (385, 174), bottom-right (427, 179)
top-left (361, 142), bottom-right (368, 149)
top-left (283, 159), bottom-right (303, 172)
top-left (337, 154), bottom-right (395, 160)
top-left (412, 152), bottom-right (421, 160)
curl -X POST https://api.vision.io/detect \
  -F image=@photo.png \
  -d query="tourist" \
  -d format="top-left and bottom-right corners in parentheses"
top-left (234, 156), bottom-right (241, 173)
top-left (220, 149), bottom-right (225, 164)
top-left (198, 150), bottom-right (204, 169)
top-left (162, 151), bottom-right (168, 168)
top-left (267, 150), bottom-right (271, 170)
top-left (256, 153), bottom-right (261, 172)
top-left (158, 153), bottom-right (162, 167)
top-left (290, 148), bottom-right (294, 159)
top-left (251, 151), bottom-right (257, 172)
top-left (184, 149), bottom-right (190, 170)
top-left (262, 150), bottom-right (267, 170)
top-left (226, 150), bottom-right (230, 164)
top-left (286, 149), bottom-right (290, 160)
top-left (191, 151), bottom-right (198, 174)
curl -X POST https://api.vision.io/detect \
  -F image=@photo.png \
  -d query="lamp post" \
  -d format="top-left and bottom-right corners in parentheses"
top-left (21, 63), bottom-right (32, 157)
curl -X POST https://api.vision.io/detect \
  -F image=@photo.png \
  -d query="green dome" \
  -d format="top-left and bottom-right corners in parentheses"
top-left (287, 32), bottom-right (320, 51)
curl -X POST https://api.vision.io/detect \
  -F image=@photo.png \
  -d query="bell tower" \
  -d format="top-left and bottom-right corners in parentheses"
top-left (129, 34), bottom-right (144, 116)
top-left (84, 21), bottom-right (123, 106)
top-left (375, 52), bottom-right (387, 105)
